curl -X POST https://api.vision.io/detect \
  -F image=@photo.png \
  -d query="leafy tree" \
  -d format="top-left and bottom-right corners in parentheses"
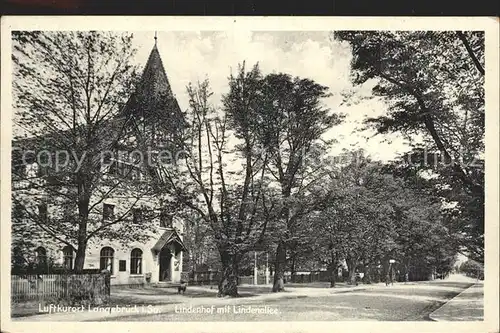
top-left (137, 65), bottom-right (274, 296)
top-left (314, 150), bottom-right (459, 284)
top-left (249, 73), bottom-right (343, 292)
top-left (459, 259), bottom-right (484, 279)
top-left (181, 214), bottom-right (220, 273)
top-left (333, 31), bottom-right (484, 263)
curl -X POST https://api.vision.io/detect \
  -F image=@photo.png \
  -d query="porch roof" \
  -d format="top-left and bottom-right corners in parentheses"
top-left (152, 229), bottom-right (188, 253)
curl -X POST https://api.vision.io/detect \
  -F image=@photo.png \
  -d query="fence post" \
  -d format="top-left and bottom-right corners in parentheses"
top-left (100, 269), bottom-right (111, 302)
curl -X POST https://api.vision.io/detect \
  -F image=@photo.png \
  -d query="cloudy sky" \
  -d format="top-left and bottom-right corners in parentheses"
top-left (131, 31), bottom-right (411, 162)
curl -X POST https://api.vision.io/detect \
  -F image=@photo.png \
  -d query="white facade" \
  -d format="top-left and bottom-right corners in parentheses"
top-left (83, 225), bottom-right (186, 285)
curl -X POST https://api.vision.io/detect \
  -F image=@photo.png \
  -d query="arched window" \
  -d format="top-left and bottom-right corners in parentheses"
top-left (100, 247), bottom-right (114, 274)
top-left (130, 248), bottom-right (143, 274)
top-left (62, 246), bottom-right (73, 270)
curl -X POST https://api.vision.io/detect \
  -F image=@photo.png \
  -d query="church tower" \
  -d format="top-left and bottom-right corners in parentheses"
top-left (122, 36), bottom-right (186, 143)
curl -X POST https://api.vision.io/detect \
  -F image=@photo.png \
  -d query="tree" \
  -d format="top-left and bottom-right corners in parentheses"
top-left (251, 73), bottom-right (343, 292)
top-left (11, 31), bottom-right (156, 272)
top-left (333, 31), bottom-right (484, 263)
top-left (181, 214), bottom-right (220, 274)
top-left (459, 259), bottom-right (484, 280)
top-left (317, 152), bottom-right (398, 285)
top-left (137, 64), bottom-right (274, 296)
top-left (313, 150), bottom-right (459, 284)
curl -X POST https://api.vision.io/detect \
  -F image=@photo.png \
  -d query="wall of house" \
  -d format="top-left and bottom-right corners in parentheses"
top-left (84, 237), bottom-right (158, 285)
top-left (84, 222), bottom-right (185, 285)
top-left (12, 209), bottom-right (186, 285)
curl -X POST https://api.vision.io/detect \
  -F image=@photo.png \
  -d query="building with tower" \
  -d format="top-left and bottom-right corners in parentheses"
top-left (11, 37), bottom-right (188, 286)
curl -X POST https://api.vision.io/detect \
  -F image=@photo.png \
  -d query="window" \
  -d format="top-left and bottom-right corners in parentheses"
top-left (160, 210), bottom-right (173, 228)
top-left (100, 247), bottom-right (114, 274)
top-left (37, 155), bottom-right (50, 177)
top-left (130, 248), bottom-right (143, 274)
top-left (108, 158), bottom-right (142, 181)
top-left (12, 163), bottom-right (27, 178)
top-left (35, 246), bottom-right (47, 267)
top-left (102, 154), bottom-right (112, 167)
top-left (62, 246), bottom-right (73, 270)
top-left (13, 203), bottom-right (25, 220)
top-left (109, 161), bottom-right (118, 175)
top-left (119, 260), bottom-right (127, 272)
top-left (38, 203), bottom-right (47, 221)
top-left (130, 168), bottom-right (142, 181)
top-left (26, 163), bottom-right (38, 178)
top-left (132, 208), bottom-right (143, 224)
top-left (103, 204), bottom-right (115, 220)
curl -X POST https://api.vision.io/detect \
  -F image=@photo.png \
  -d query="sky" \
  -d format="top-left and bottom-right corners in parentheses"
top-left (11, 31), bottom-right (412, 163)
top-left (131, 31), bottom-right (412, 162)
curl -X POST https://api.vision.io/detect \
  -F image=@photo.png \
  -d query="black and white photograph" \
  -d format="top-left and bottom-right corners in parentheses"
top-left (1, 17), bottom-right (498, 333)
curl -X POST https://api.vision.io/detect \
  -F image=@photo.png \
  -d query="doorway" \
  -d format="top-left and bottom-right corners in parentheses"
top-left (159, 247), bottom-right (172, 282)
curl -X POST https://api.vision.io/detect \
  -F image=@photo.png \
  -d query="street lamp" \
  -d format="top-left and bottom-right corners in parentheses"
top-left (254, 251), bottom-right (258, 285)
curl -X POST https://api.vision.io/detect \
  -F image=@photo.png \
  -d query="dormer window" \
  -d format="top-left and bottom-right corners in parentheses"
top-left (132, 208), bottom-right (143, 224)
top-left (38, 203), bottom-right (48, 221)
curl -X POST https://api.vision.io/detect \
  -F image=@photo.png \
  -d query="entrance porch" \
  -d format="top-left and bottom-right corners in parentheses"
top-left (152, 229), bottom-right (187, 283)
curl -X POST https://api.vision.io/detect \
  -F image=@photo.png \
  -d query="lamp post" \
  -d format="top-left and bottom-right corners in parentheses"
top-left (265, 252), bottom-right (270, 285)
top-left (253, 251), bottom-right (258, 285)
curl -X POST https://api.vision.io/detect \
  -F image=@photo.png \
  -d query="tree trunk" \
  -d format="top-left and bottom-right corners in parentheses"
top-left (328, 262), bottom-right (336, 287)
top-left (290, 254), bottom-right (296, 283)
top-left (74, 240), bottom-right (87, 272)
top-left (272, 240), bottom-right (286, 292)
top-left (403, 259), bottom-right (410, 283)
top-left (346, 259), bottom-right (357, 285)
top-left (74, 195), bottom-right (90, 272)
top-left (218, 250), bottom-right (239, 297)
top-left (365, 264), bottom-right (372, 284)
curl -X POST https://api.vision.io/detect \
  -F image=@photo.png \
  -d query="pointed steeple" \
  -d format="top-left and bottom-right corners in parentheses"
top-left (122, 37), bottom-right (182, 120)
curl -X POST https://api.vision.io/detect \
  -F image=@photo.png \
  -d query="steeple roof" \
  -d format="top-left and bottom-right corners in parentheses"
top-left (122, 43), bottom-right (182, 120)
top-left (139, 44), bottom-right (173, 98)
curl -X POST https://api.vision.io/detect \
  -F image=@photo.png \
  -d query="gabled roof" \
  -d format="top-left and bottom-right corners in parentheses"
top-left (152, 228), bottom-right (188, 252)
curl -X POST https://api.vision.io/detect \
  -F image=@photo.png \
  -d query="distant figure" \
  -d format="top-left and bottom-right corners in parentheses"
top-left (355, 271), bottom-right (361, 286)
top-left (385, 271), bottom-right (394, 286)
top-left (178, 280), bottom-right (187, 294)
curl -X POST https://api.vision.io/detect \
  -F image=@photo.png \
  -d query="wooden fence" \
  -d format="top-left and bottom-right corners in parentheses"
top-left (188, 271), bottom-right (275, 285)
top-left (289, 271), bottom-right (332, 283)
top-left (187, 270), bottom-right (345, 286)
top-left (188, 271), bottom-right (221, 285)
top-left (11, 274), bottom-right (110, 304)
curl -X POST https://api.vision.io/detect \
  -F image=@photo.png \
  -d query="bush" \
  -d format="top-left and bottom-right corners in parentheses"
top-left (459, 260), bottom-right (484, 280)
